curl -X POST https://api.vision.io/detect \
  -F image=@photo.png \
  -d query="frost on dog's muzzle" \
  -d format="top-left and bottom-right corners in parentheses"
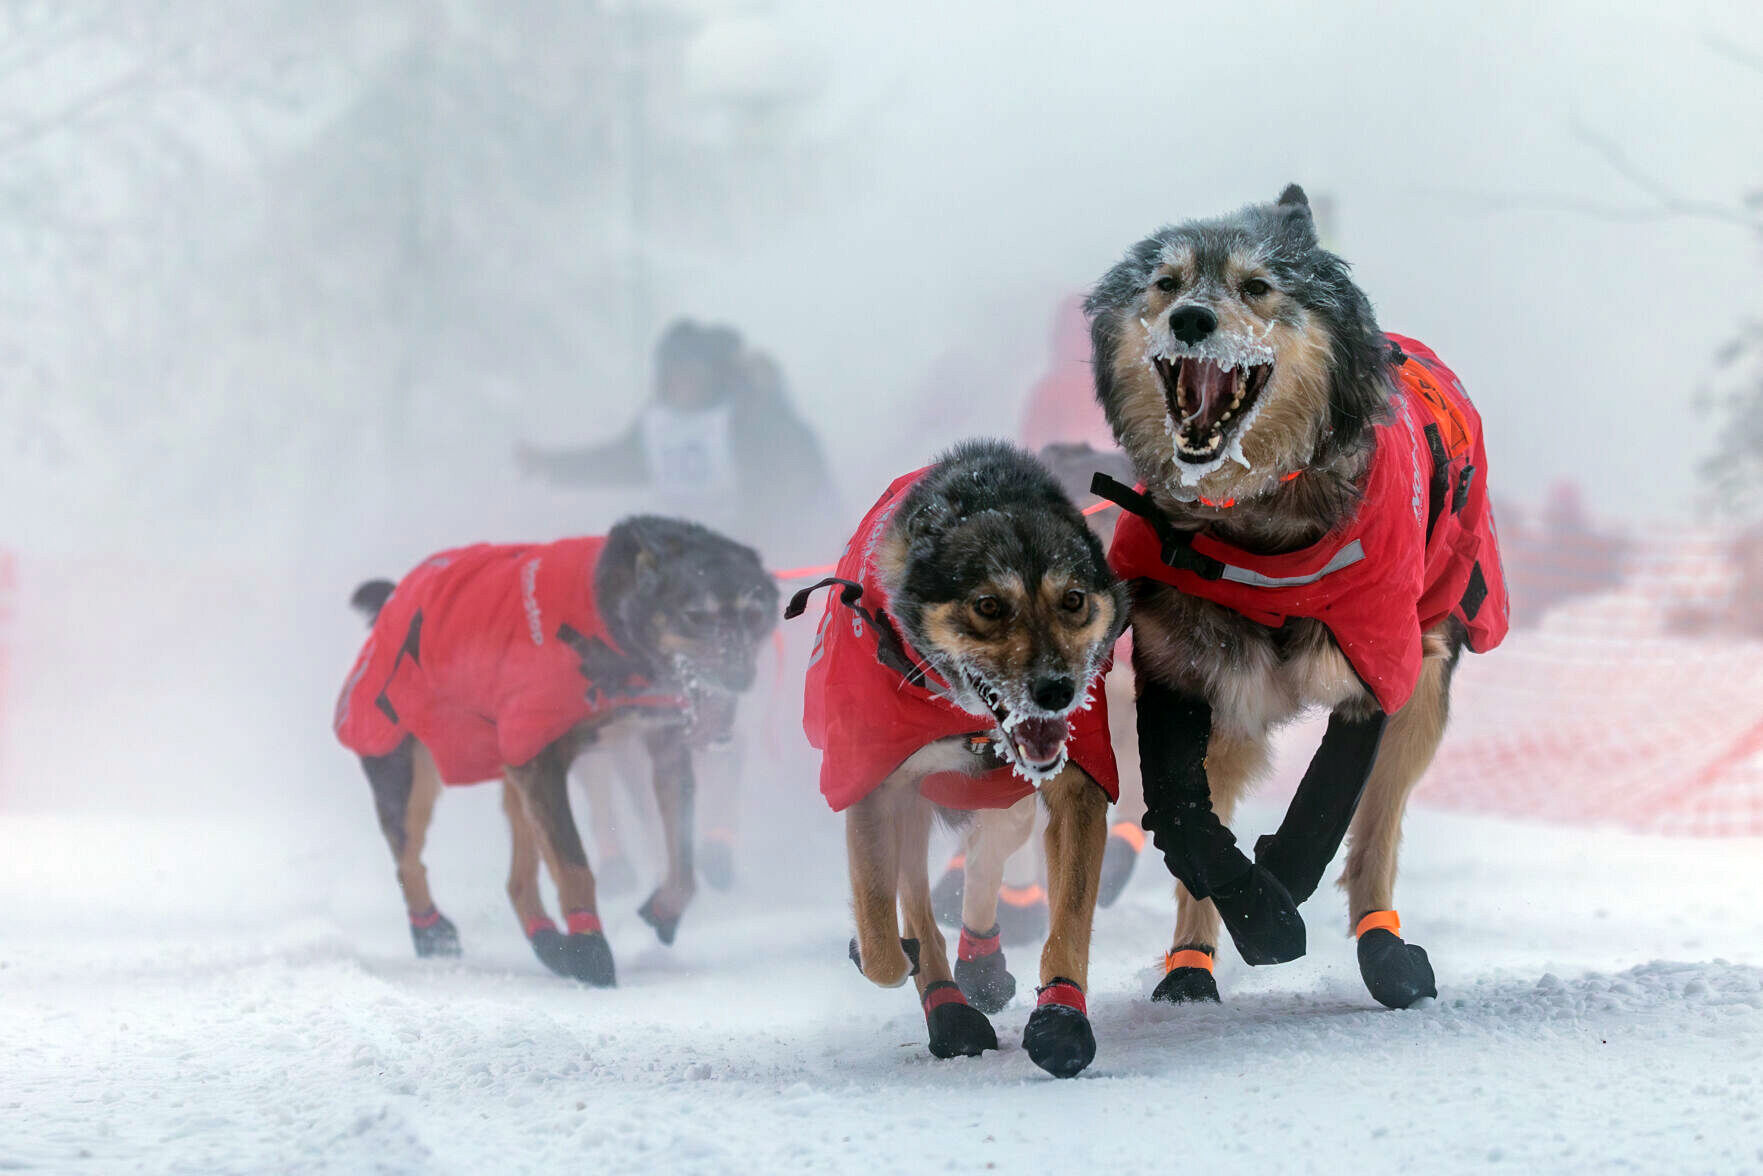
top-left (1141, 325), bottom-right (1276, 486)
top-left (960, 666), bottom-right (1104, 784)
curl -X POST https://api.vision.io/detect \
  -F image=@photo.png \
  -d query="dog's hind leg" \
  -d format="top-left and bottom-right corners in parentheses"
top-left (900, 792), bottom-right (997, 1060)
top-left (362, 738), bottom-right (459, 958)
top-left (1341, 651), bottom-right (1451, 1009)
top-left (507, 741), bottom-right (615, 986)
top-left (1022, 765), bottom-right (1106, 1078)
top-left (636, 730), bottom-right (696, 946)
top-left (1156, 731), bottom-right (1263, 1004)
top-left (948, 795), bottom-right (1034, 1014)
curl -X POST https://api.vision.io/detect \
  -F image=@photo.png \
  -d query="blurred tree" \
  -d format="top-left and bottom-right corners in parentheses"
top-left (0, 1), bottom-right (831, 553)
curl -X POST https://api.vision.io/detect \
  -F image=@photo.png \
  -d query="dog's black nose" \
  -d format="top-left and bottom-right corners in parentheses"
top-left (1031, 676), bottom-right (1077, 712)
top-left (1168, 305), bottom-right (1218, 346)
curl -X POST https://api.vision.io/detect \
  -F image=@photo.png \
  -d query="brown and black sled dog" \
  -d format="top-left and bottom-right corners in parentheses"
top-left (1086, 187), bottom-right (1509, 1010)
top-left (789, 441), bottom-right (1128, 1077)
top-left (334, 516), bottom-right (778, 986)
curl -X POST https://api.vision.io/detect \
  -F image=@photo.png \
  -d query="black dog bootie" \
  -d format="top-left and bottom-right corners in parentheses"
top-left (1355, 910), bottom-right (1435, 1009)
top-left (409, 908), bottom-right (461, 958)
top-left (1022, 979), bottom-right (1096, 1079)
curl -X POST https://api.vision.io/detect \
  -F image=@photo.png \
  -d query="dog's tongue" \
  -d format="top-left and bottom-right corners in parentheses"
top-left (1011, 715), bottom-right (1070, 768)
top-left (1178, 358), bottom-right (1237, 430)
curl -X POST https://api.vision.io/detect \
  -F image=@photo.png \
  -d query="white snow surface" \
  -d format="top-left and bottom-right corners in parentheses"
top-left (5, 797), bottom-right (1763, 1175)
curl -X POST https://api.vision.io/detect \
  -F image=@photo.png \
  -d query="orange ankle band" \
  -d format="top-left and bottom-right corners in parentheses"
top-left (1164, 948), bottom-right (1214, 974)
top-left (1355, 910), bottom-right (1401, 939)
top-left (1110, 821), bottom-right (1146, 853)
top-left (1000, 883), bottom-right (1046, 906)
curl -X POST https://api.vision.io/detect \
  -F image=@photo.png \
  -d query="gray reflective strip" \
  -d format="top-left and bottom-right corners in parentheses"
top-left (1219, 539), bottom-right (1366, 589)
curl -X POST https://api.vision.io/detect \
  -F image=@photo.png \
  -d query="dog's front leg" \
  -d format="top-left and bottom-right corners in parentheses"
top-left (1254, 710), bottom-right (1386, 903)
top-left (1136, 679), bottom-right (1305, 966)
top-left (1022, 766), bottom-right (1107, 1078)
top-left (507, 744), bottom-right (617, 986)
top-left (897, 792), bottom-right (997, 1059)
top-left (636, 728), bottom-right (696, 946)
top-left (843, 781), bottom-right (916, 988)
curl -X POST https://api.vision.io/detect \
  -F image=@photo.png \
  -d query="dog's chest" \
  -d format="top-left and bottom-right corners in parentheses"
top-left (1131, 582), bottom-right (1369, 736)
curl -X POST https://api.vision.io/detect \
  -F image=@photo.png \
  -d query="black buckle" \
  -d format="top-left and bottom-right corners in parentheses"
top-left (1090, 473), bottom-right (1224, 581)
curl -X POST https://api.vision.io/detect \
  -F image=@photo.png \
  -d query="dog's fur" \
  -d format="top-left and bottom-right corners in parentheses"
top-left (1087, 187), bottom-right (1465, 1000)
top-left (843, 441), bottom-right (1128, 1073)
top-left (354, 515), bottom-right (778, 981)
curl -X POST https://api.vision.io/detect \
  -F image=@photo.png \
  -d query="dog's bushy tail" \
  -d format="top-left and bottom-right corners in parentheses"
top-left (350, 579), bottom-right (396, 626)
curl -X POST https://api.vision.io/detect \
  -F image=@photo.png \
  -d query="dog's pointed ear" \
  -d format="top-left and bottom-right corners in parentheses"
top-left (1275, 183), bottom-right (1317, 247)
top-left (622, 517), bottom-right (682, 592)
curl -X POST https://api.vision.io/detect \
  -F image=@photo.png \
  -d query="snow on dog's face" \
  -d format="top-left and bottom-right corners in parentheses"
top-left (877, 442), bottom-right (1128, 782)
top-left (1086, 186), bottom-right (1390, 507)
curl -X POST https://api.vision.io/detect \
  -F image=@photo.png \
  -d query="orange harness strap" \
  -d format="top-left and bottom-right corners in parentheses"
top-left (1355, 909), bottom-right (1402, 939)
top-left (1163, 948), bottom-right (1215, 974)
top-left (1198, 469), bottom-right (1302, 511)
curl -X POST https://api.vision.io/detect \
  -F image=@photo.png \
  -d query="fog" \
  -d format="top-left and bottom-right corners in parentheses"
top-left (5, 4), bottom-right (1763, 1167)
top-left (0, 0), bottom-right (1756, 807)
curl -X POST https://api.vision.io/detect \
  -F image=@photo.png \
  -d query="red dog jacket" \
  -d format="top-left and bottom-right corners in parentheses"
top-left (1108, 334), bottom-right (1509, 714)
top-left (335, 537), bottom-right (684, 784)
top-left (800, 469), bottom-right (1119, 812)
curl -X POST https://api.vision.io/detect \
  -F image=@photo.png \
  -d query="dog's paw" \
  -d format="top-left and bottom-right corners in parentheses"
top-left (1209, 863), bottom-right (1305, 966)
top-left (1151, 967), bottom-right (1220, 1005)
top-left (953, 937), bottom-right (1016, 1015)
top-left (699, 840), bottom-right (736, 893)
top-left (1357, 929), bottom-right (1436, 1009)
top-left (1022, 980), bottom-right (1095, 1078)
top-left (922, 982), bottom-right (998, 1059)
top-left (847, 936), bottom-right (920, 986)
top-left (409, 910), bottom-right (461, 958)
top-left (637, 892), bottom-right (683, 946)
top-left (560, 931), bottom-right (617, 987)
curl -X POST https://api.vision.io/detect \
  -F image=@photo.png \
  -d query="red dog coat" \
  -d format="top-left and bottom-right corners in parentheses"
top-left (1108, 333), bottom-right (1509, 714)
top-left (334, 537), bottom-right (684, 784)
top-left (800, 469), bottom-right (1119, 812)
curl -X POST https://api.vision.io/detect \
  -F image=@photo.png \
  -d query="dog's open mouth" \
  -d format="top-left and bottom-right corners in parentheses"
top-left (966, 672), bottom-right (1071, 779)
top-left (1153, 355), bottom-right (1273, 463)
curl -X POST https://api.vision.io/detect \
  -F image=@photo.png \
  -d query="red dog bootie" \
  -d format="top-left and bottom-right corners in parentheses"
top-left (921, 980), bottom-right (997, 1059)
top-left (408, 908), bottom-right (461, 958)
top-left (953, 924), bottom-right (1016, 1014)
top-left (1355, 910), bottom-right (1434, 1009)
top-left (1151, 945), bottom-right (1219, 1004)
top-left (1021, 978), bottom-right (1096, 1078)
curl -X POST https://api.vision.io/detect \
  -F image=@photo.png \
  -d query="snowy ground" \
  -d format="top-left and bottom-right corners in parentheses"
top-left (5, 789), bottom-right (1762, 1175)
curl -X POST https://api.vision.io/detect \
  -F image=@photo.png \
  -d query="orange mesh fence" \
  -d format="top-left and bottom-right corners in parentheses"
top-left (1417, 519), bottom-right (1763, 836)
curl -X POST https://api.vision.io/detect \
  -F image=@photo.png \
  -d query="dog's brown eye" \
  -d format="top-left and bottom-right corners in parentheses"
top-left (1242, 277), bottom-right (1272, 298)
top-left (1153, 274), bottom-right (1179, 294)
top-left (973, 596), bottom-right (1003, 620)
top-left (1061, 589), bottom-right (1087, 613)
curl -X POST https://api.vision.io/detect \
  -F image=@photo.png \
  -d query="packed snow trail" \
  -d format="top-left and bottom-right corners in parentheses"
top-left (4, 798), bottom-right (1761, 1175)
